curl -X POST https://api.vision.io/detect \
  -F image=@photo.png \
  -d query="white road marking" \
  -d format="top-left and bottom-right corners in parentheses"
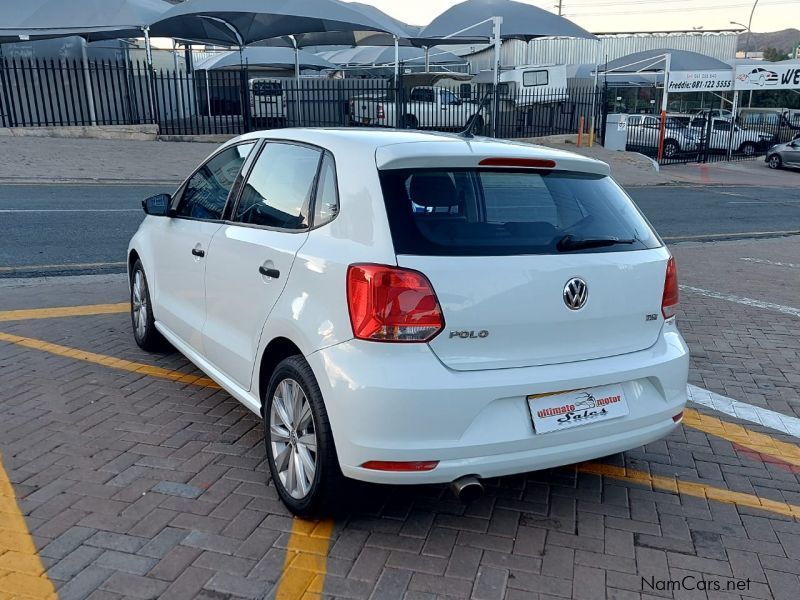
top-left (727, 200), bottom-right (800, 204)
top-left (680, 285), bottom-right (800, 318)
top-left (740, 257), bottom-right (800, 269)
top-left (0, 209), bottom-right (139, 213)
top-left (688, 384), bottom-right (800, 439)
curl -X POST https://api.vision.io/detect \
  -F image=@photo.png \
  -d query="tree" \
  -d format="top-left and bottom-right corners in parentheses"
top-left (762, 47), bottom-right (789, 62)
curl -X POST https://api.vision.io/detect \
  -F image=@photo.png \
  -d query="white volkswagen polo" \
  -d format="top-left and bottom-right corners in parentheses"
top-left (128, 128), bottom-right (689, 516)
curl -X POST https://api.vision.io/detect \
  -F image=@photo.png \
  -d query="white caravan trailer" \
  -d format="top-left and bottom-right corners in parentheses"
top-left (473, 64), bottom-right (569, 107)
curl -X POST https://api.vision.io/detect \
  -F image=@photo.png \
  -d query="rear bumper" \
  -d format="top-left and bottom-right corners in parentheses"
top-left (306, 321), bottom-right (689, 485)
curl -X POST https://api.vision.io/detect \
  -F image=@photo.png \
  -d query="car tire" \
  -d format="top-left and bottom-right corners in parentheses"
top-left (739, 142), bottom-right (756, 157)
top-left (663, 140), bottom-right (679, 158)
top-left (263, 355), bottom-right (344, 517)
top-left (401, 114), bottom-right (418, 129)
top-left (767, 154), bottom-right (782, 169)
top-left (130, 259), bottom-right (165, 352)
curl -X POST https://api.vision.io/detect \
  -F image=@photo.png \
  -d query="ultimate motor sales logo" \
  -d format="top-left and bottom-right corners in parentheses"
top-left (537, 392), bottom-right (622, 424)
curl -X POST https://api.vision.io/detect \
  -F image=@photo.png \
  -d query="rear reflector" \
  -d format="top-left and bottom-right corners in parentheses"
top-left (479, 157), bottom-right (556, 168)
top-left (347, 264), bottom-right (444, 342)
top-left (672, 411), bottom-right (684, 423)
top-left (361, 461), bottom-right (439, 472)
top-left (661, 257), bottom-right (679, 320)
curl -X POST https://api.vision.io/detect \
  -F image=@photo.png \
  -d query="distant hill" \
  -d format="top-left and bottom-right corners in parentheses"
top-left (737, 29), bottom-right (800, 54)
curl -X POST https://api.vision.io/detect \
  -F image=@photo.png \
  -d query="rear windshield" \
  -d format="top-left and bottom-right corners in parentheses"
top-left (378, 169), bottom-right (661, 256)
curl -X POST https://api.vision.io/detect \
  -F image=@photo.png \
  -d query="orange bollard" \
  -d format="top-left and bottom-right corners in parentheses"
top-left (577, 116), bottom-right (585, 147)
top-left (656, 110), bottom-right (667, 162)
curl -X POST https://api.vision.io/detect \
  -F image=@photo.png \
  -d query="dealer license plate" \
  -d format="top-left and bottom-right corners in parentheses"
top-left (528, 384), bottom-right (629, 434)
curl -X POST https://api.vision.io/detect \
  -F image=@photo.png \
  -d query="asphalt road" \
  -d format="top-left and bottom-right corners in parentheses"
top-left (1, 183), bottom-right (799, 277)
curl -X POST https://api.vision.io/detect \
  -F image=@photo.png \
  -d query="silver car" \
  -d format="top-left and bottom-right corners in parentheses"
top-left (766, 136), bottom-right (800, 170)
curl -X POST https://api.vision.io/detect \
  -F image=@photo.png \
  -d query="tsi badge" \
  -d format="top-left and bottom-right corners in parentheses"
top-left (449, 330), bottom-right (490, 339)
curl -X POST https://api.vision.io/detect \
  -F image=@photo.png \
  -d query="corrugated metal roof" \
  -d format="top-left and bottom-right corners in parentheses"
top-left (464, 32), bottom-right (737, 74)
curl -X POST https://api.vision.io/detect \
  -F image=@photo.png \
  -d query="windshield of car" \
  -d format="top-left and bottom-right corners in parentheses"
top-left (378, 169), bottom-right (661, 256)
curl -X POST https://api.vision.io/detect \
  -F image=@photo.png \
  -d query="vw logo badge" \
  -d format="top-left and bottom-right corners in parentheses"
top-left (563, 278), bottom-right (588, 310)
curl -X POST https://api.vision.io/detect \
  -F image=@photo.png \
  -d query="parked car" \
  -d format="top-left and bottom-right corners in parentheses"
top-left (350, 86), bottom-right (484, 132)
top-left (689, 117), bottom-right (775, 155)
top-left (249, 78), bottom-right (287, 128)
top-left (738, 108), bottom-right (800, 143)
top-left (626, 114), bottom-right (701, 158)
top-left (128, 129), bottom-right (689, 516)
top-left (766, 135), bottom-right (800, 170)
top-left (691, 108), bottom-right (733, 120)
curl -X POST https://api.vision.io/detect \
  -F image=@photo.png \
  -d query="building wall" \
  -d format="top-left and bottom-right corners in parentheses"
top-left (466, 32), bottom-right (738, 73)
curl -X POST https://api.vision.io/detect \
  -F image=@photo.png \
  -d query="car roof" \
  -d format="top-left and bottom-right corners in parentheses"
top-left (226, 128), bottom-right (611, 176)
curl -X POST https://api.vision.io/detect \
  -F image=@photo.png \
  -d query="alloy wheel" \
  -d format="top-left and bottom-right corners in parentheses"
top-left (132, 271), bottom-right (148, 340)
top-left (269, 378), bottom-right (317, 499)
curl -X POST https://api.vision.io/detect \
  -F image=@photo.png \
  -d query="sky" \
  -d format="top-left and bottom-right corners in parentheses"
top-left (361, 0), bottom-right (800, 34)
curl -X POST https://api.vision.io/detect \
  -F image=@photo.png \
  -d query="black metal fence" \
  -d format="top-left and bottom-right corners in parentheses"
top-left (0, 58), bottom-right (154, 127)
top-left (624, 110), bottom-right (799, 166)
top-left (0, 57), bottom-right (603, 143)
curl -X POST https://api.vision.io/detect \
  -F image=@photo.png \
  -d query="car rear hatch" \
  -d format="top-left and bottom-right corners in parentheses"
top-left (377, 156), bottom-right (670, 371)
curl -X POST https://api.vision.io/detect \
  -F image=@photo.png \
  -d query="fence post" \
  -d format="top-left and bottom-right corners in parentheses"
top-left (0, 57), bottom-right (18, 127)
top-left (240, 63), bottom-right (252, 133)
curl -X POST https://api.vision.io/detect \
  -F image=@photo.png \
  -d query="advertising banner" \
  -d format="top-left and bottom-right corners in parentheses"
top-left (667, 70), bottom-right (733, 93)
top-left (735, 63), bottom-right (800, 91)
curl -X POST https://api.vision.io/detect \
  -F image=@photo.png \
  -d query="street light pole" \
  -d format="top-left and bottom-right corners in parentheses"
top-left (731, 0), bottom-right (760, 59)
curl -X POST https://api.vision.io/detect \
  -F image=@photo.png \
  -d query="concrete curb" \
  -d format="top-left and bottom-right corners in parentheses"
top-left (159, 134), bottom-right (237, 144)
top-left (0, 124), bottom-right (159, 141)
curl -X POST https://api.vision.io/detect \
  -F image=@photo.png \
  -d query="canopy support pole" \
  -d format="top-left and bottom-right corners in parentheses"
top-left (80, 41), bottom-right (97, 126)
top-left (727, 91), bottom-right (739, 160)
top-left (656, 52), bottom-right (671, 162)
top-left (142, 26), bottom-right (157, 126)
top-left (424, 46), bottom-right (430, 73)
top-left (394, 36), bottom-right (399, 80)
top-left (289, 36), bottom-right (302, 126)
top-left (491, 16), bottom-right (503, 137)
top-left (589, 40), bottom-right (601, 147)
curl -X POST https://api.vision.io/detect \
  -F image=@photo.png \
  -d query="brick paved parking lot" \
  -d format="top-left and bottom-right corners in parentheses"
top-left (1, 236), bottom-right (799, 600)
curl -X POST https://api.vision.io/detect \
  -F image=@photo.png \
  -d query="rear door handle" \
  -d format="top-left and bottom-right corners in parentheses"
top-left (191, 248), bottom-right (205, 258)
top-left (259, 266), bottom-right (280, 278)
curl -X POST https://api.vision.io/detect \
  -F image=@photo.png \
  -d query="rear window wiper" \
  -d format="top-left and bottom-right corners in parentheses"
top-left (556, 235), bottom-right (636, 252)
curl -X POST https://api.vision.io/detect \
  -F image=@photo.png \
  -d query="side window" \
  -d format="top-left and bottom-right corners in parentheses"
top-left (523, 70), bottom-right (548, 87)
top-left (234, 142), bottom-right (321, 230)
top-left (176, 143), bottom-right (254, 220)
top-left (313, 154), bottom-right (339, 228)
top-left (410, 88), bottom-right (435, 103)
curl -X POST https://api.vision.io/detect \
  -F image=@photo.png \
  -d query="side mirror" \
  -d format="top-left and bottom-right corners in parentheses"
top-left (142, 194), bottom-right (172, 217)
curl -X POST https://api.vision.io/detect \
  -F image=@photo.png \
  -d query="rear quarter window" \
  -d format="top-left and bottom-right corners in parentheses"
top-left (378, 169), bottom-right (661, 256)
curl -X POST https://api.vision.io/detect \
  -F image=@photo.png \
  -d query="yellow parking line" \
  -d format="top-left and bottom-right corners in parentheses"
top-left (0, 453), bottom-right (58, 599)
top-left (0, 332), bottom-right (220, 389)
top-left (0, 303), bottom-right (129, 323)
top-left (683, 408), bottom-right (800, 468)
top-left (579, 462), bottom-right (800, 519)
top-left (275, 519), bottom-right (335, 599)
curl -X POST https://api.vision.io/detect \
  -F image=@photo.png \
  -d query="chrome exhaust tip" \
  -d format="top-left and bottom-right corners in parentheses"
top-left (450, 476), bottom-right (484, 504)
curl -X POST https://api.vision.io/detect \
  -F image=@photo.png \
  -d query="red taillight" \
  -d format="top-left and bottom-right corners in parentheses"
top-left (362, 460), bottom-right (439, 472)
top-left (672, 411), bottom-right (684, 423)
top-left (662, 256), bottom-right (679, 320)
top-left (377, 104), bottom-right (385, 120)
top-left (346, 264), bottom-right (444, 342)
top-left (479, 157), bottom-right (556, 168)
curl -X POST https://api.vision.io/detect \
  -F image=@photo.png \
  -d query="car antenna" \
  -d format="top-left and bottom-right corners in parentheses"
top-left (458, 88), bottom-right (494, 139)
